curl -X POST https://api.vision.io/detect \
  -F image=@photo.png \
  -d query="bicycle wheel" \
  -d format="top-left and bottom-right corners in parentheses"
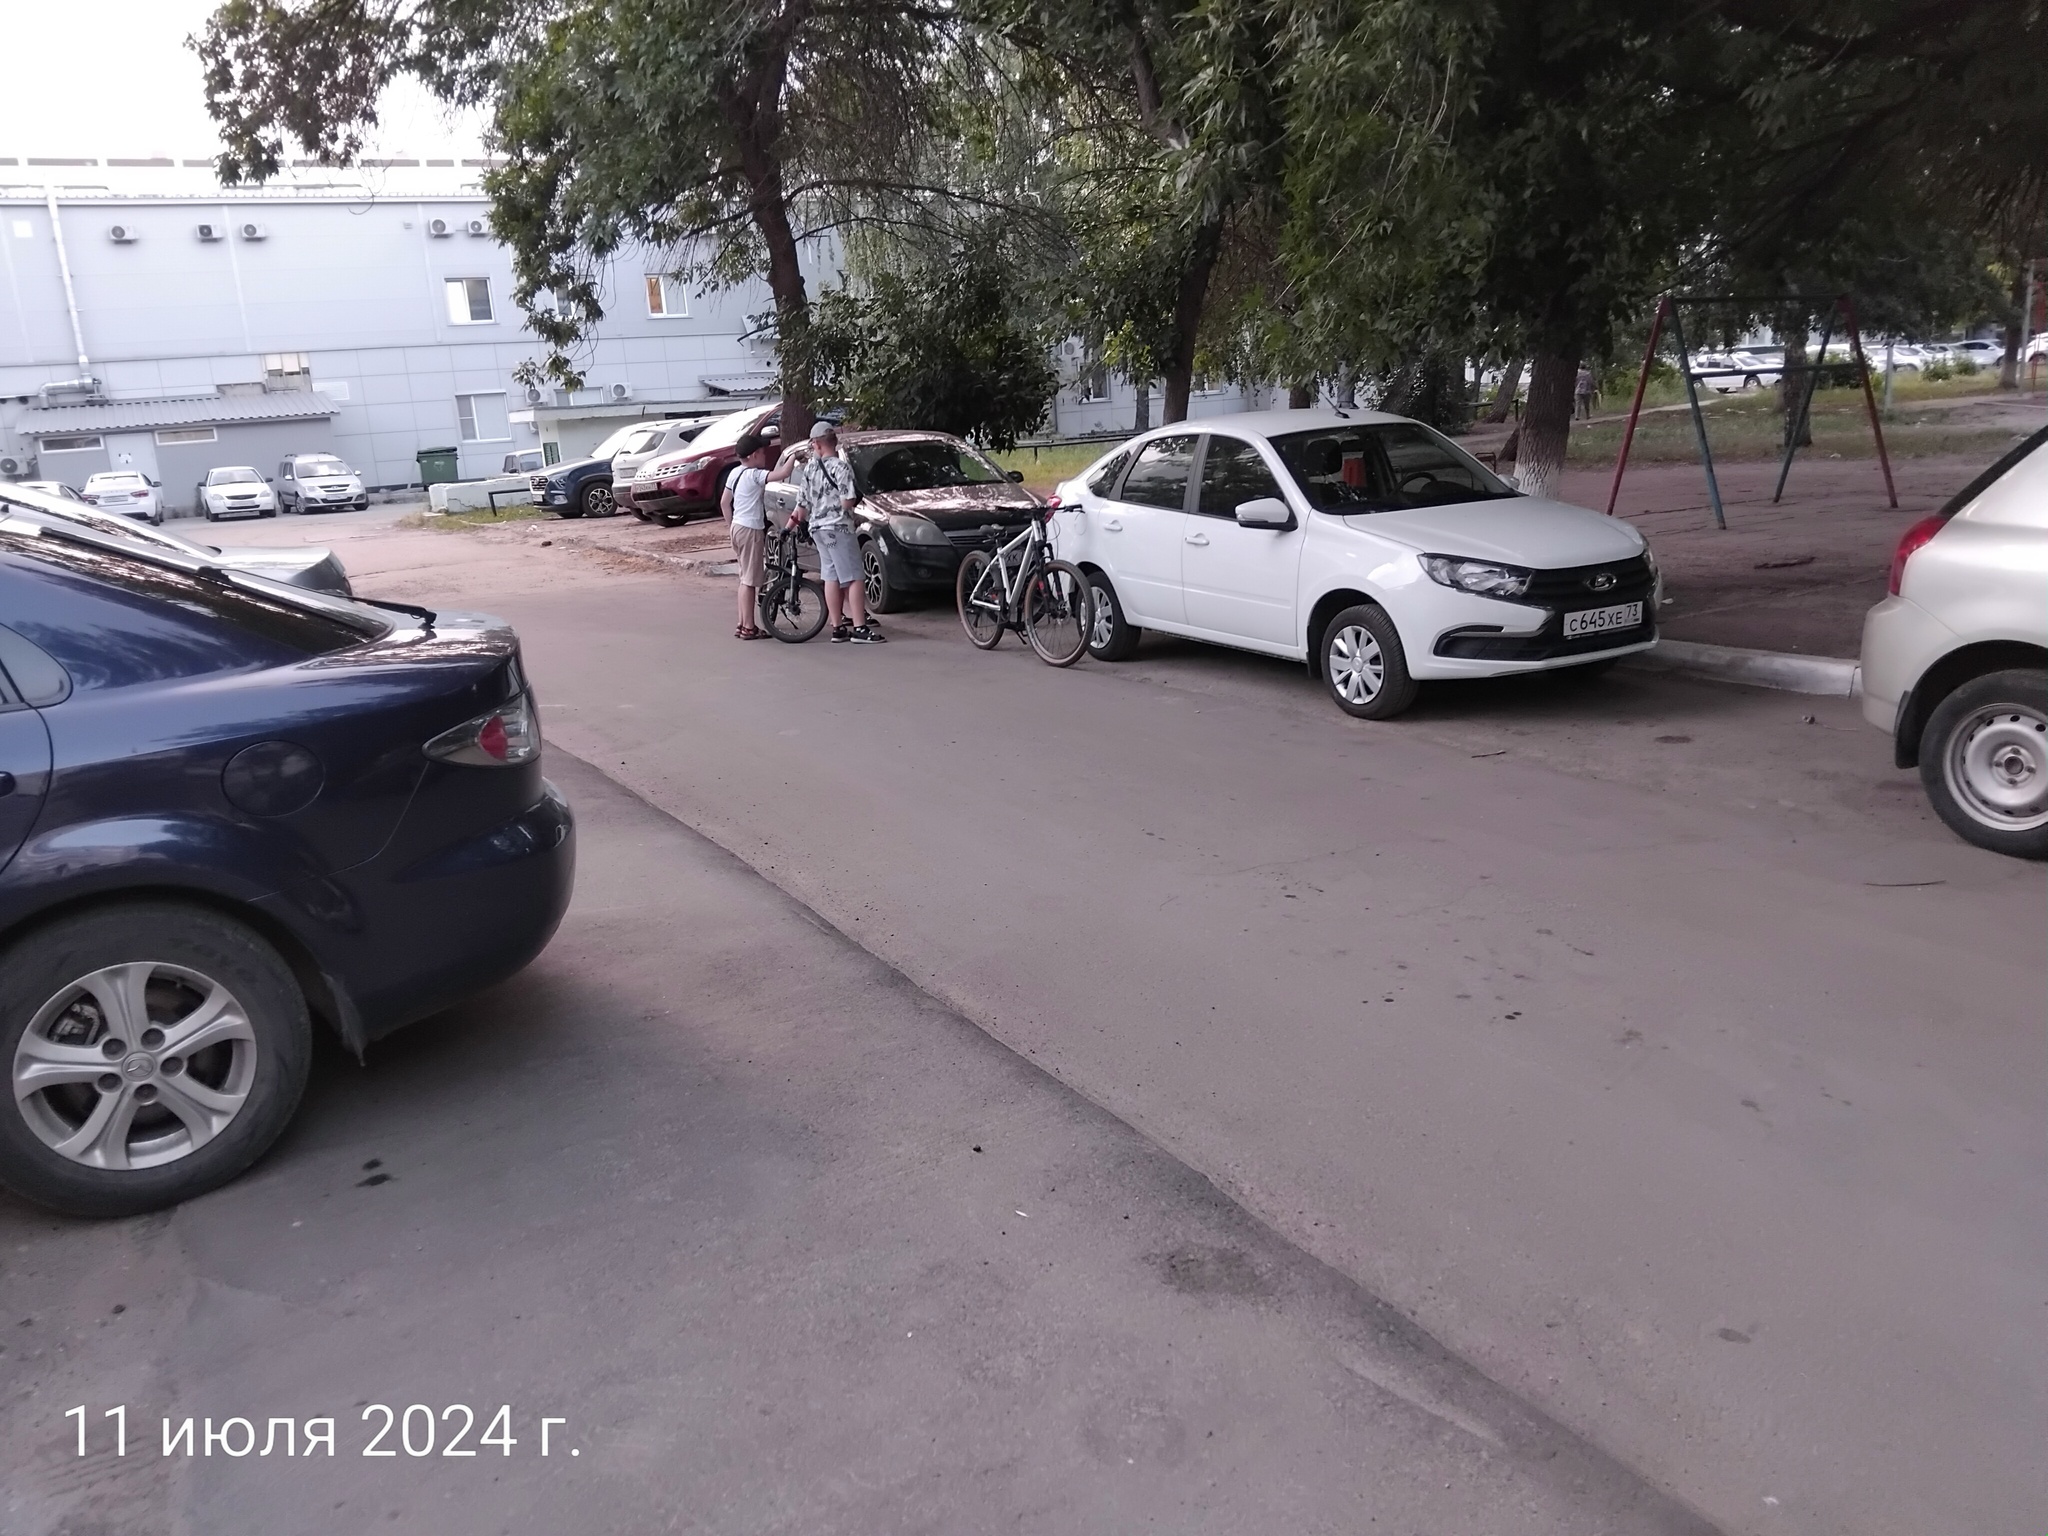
top-left (1023, 559), bottom-right (1092, 668)
top-left (956, 550), bottom-right (1006, 650)
top-left (761, 559), bottom-right (828, 642)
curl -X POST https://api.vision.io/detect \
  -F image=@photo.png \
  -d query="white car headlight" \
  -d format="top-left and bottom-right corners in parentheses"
top-left (1419, 554), bottom-right (1534, 599)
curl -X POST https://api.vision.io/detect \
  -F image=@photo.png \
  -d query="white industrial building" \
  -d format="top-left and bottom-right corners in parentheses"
top-left (0, 159), bottom-right (1256, 514)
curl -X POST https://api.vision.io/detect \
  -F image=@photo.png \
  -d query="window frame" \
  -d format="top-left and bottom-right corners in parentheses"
top-left (644, 273), bottom-right (690, 318)
top-left (1078, 363), bottom-right (1111, 404)
top-left (1111, 433), bottom-right (1200, 512)
top-left (155, 427), bottom-right (218, 446)
top-left (261, 351), bottom-right (311, 378)
top-left (1192, 433), bottom-right (1289, 520)
top-left (455, 390), bottom-right (512, 444)
top-left (41, 435), bottom-right (104, 453)
top-left (444, 276), bottom-right (495, 325)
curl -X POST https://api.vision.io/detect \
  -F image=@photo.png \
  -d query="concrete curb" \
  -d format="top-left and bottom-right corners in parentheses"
top-left (1623, 638), bottom-right (1860, 697)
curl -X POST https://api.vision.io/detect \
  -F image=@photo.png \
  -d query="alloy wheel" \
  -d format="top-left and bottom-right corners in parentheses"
top-left (1328, 625), bottom-right (1385, 705)
top-left (1944, 704), bottom-right (2048, 832)
top-left (13, 962), bottom-right (258, 1171)
top-left (1089, 584), bottom-right (1116, 650)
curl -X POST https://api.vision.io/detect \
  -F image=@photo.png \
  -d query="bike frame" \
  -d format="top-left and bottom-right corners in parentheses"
top-left (964, 515), bottom-right (1052, 626)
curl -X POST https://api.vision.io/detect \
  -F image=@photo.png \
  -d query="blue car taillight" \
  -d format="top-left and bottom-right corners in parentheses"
top-left (423, 692), bottom-right (540, 766)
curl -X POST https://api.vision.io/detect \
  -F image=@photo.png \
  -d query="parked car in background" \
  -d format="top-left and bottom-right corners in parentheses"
top-left (530, 420), bottom-right (665, 519)
top-left (1, 480), bottom-right (353, 596)
top-left (278, 454), bottom-right (368, 513)
top-left (610, 417), bottom-right (719, 517)
top-left (1949, 338), bottom-right (2003, 372)
top-left (82, 471), bottom-right (164, 524)
top-left (502, 448), bottom-right (547, 475)
top-left (1860, 424), bottom-right (2047, 859)
top-left (763, 430), bottom-right (1040, 612)
top-left (1727, 351), bottom-right (1782, 388)
top-left (16, 481), bottom-right (88, 504)
top-left (197, 466), bottom-right (278, 521)
top-left (1052, 410), bottom-right (1659, 719)
top-left (630, 402), bottom-right (785, 526)
top-left (0, 510), bottom-right (573, 1215)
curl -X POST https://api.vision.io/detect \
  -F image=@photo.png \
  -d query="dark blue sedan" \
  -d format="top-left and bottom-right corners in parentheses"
top-left (0, 508), bottom-right (574, 1217)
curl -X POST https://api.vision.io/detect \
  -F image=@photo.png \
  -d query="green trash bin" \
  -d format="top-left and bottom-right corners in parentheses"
top-left (415, 446), bottom-right (460, 487)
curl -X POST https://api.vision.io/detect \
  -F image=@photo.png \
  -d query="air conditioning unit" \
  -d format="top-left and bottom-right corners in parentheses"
top-left (0, 454), bottom-right (25, 477)
top-left (465, 218), bottom-right (489, 237)
top-left (195, 222), bottom-right (222, 242)
top-left (523, 385), bottom-right (547, 406)
top-left (107, 224), bottom-right (139, 244)
top-left (238, 222), bottom-right (268, 241)
top-left (607, 382), bottom-right (634, 402)
top-left (426, 217), bottom-right (453, 238)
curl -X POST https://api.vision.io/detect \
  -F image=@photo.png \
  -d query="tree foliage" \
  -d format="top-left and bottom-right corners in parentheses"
top-left (813, 244), bottom-right (1057, 449)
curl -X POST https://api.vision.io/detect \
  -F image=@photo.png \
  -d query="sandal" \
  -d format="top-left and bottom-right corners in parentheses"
top-left (735, 624), bottom-right (763, 640)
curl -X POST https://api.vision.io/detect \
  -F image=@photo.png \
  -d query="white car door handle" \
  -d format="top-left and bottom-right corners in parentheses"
top-left (1185, 532), bottom-right (1210, 546)
top-left (1103, 519), bottom-right (1124, 532)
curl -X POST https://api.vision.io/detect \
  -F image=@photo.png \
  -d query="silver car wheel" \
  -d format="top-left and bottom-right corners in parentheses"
top-left (1329, 624), bottom-right (1385, 705)
top-left (1944, 704), bottom-right (2048, 831)
top-left (1089, 584), bottom-right (1117, 649)
top-left (13, 962), bottom-right (258, 1171)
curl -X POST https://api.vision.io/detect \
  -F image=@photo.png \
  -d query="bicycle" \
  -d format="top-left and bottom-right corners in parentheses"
top-left (758, 521), bottom-right (828, 643)
top-left (954, 508), bottom-right (1092, 667)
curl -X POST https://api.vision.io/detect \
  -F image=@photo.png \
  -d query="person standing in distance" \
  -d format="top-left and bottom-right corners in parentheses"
top-left (720, 431), bottom-right (774, 639)
top-left (788, 421), bottom-right (884, 644)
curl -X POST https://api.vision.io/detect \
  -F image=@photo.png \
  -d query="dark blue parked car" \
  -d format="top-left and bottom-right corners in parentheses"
top-left (0, 507), bottom-right (574, 1216)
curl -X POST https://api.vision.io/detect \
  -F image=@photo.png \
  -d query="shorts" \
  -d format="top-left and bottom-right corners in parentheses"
top-left (812, 522), bottom-right (861, 585)
top-left (729, 521), bottom-right (766, 585)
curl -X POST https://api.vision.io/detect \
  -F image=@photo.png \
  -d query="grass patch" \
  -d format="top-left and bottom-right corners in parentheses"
top-left (1566, 384), bottom-right (2021, 465)
top-left (992, 442), bottom-right (1113, 493)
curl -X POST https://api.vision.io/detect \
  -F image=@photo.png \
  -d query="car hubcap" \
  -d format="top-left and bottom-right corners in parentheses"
top-left (1329, 626), bottom-right (1384, 704)
top-left (588, 486), bottom-right (613, 516)
top-left (1090, 585), bottom-right (1115, 649)
top-left (1945, 704), bottom-right (2048, 830)
top-left (863, 548), bottom-right (884, 607)
top-left (12, 962), bottom-right (257, 1170)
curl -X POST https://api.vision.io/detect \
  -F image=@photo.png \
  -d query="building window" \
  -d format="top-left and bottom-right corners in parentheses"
top-left (645, 274), bottom-right (690, 318)
top-left (456, 391), bottom-right (511, 442)
top-left (155, 427), bottom-right (217, 445)
top-left (1079, 363), bottom-right (1110, 403)
top-left (40, 435), bottom-right (103, 452)
top-left (445, 277), bottom-right (494, 324)
top-left (1191, 374), bottom-right (1223, 396)
top-left (263, 352), bottom-right (311, 379)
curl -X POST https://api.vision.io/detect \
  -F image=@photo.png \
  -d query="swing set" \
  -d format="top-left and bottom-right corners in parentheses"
top-left (1604, 293), bottom-right (1898, 529)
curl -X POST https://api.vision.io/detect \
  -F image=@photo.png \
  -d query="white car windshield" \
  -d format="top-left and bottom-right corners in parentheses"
top-left (591, 423), bottom-right (649, 460)
top-left (299, 458), bottom-right (352, 477)
top-left (1268, 423), bottom-right (1518, 513)
top-left (209, 468), bottom-right (263, 485)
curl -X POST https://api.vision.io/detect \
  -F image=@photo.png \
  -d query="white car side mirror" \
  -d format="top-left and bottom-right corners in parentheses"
top-left (1235, 496), bottom-right (1295, 530)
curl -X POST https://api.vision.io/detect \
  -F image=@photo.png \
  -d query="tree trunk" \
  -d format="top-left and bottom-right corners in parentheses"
top-left (1515, 352), bottom-right (1576, 498)
top-left (1778, 320), bottom-right (1812, 450)
top-left (1998, 263), bottom-right (2026, 390)
top-left (1160, 215), bottom-right (1224, 424)
top-left (1288, 382), bottom-right (1313, 408)
top-left (1483, 358), bottom-right (1525, 423)
top-left (1133, 380), bottom-right (1152, 431)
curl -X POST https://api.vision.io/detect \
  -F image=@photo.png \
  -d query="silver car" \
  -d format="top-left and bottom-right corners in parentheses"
top-left (198, 465), bottom-right (279, 521)
top-left (278, 453), bottom-right (368, 513)
top-left (0, 481), bottom-right (352, 596)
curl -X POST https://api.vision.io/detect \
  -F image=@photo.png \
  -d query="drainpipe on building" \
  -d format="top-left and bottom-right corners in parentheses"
top-left (44, 186), bottom-right (96, 387)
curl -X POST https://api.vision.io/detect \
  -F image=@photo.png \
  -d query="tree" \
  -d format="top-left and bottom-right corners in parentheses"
top-left (199, 0), bottom-right (970, 438)
top-left (812, 244), bottom-right (1057, 449)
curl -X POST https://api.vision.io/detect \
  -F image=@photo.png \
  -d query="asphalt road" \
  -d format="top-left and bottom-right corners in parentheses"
top-left (7, 509), bottom-right (2042, 1535)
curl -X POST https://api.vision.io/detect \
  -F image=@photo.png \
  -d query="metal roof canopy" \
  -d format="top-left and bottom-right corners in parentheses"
top-left (24, 393), bottom-right (338, 435)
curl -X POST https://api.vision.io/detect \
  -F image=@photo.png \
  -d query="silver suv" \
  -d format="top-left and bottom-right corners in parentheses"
top-left (278, 453), bottom-right (368, 513)
top-left (610, 417), bottom-right (717, 518)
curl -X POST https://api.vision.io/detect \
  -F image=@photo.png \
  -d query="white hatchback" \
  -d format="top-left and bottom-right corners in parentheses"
top-left (1050, 409), bottom-right (1659, 718)
top-left (1860, 425), bottom-right (2047, 858)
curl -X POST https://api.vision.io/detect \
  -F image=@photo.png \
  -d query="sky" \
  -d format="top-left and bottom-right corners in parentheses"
top-left (7, 0), bottom-right (487, 164)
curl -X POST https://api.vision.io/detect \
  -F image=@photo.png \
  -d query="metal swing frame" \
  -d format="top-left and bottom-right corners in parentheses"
top-left (1603, 293), bottom-right (1897, 528)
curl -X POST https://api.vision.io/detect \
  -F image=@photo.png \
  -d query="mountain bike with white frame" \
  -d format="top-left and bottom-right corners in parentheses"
top-left (954, 509), bottom-right (1092, 667)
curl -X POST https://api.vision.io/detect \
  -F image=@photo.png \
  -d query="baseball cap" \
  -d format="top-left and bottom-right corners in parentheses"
top-left (808, 420), bottom-right (837, 441)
